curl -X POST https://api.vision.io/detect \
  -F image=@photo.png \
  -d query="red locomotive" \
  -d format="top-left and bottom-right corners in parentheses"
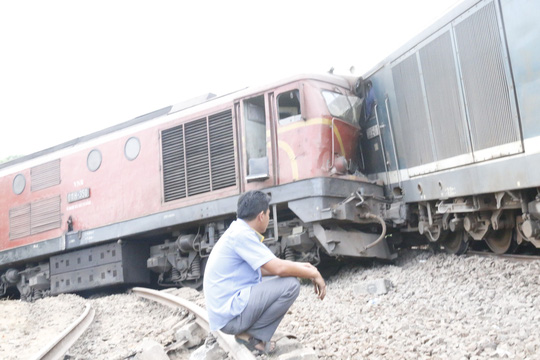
top-left (0, 74), bottom-right (393, 300)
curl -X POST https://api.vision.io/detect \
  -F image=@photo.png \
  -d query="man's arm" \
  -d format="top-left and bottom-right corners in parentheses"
top-left (261, 258), bottom-right (326, 300)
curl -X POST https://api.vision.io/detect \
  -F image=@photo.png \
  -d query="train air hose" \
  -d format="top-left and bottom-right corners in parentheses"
top-left (360, 213), bottom-right (387, 252)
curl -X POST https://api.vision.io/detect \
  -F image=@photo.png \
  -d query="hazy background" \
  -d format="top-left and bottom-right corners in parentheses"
top-left (0, 0), bottom-right (463, 161)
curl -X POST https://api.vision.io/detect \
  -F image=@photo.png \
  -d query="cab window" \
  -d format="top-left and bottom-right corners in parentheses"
top-left (277, 90), bottom-right (302, 125)
top-left (322, 90), bottom-right (362, 126)
top-left (244, 95), bottom-right (269, 180)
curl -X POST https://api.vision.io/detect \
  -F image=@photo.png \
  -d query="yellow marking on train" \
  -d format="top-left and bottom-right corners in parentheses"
top-left (277, 117), bottom-right (346, 157)
top-left (278, 140), bottom-right (299, 180)
top-left (333, 125), bottom-right (346, 156)
top-left (277, 118), bottom-right (332, 134)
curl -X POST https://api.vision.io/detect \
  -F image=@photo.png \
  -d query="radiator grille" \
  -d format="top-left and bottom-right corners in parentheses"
top-left (161, 109), bottom-right (236, 202)
top-left (9, 196), bottom-right (61, 240)
top-left (185, 118), bottom-right (211, 196)
top-left (209, 111), bottom-right (236, 190)
top-left (454, 1), bottom-right (518, 151)
top-left (9, 203), bottom-right (31, 239)
top-left (31, 159), bottom-right (60, 191)
top-left (392, 54), bottom-right (434, 168)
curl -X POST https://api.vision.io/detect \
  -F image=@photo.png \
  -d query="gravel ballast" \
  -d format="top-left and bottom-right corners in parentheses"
top-left (0, 250), bottom-right (539, 359)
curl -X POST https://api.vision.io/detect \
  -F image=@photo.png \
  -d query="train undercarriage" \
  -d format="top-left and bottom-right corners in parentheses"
top-left (405, 188), bottom-right (540, 255)
top-left (2, 183), bottom-right (540, 301)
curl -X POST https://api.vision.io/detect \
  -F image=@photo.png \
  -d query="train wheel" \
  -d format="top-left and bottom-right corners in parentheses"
top-left (484, 228), bottom-right (513, 254)
top-left (441, 231), bottom-right (469, 255)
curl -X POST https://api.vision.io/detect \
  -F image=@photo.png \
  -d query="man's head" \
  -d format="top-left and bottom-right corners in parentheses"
top-left (237, 190), bottom-right (271, 233)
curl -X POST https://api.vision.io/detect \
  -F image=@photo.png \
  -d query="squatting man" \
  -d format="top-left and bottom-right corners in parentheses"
top-left (204, 190), bottom-right (326, 354)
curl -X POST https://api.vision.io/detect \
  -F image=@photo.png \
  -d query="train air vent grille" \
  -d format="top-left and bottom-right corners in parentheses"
top-left (31, 159), bottom-right (61, 191)
top-left (209, 111), bottom-right (236, 190)
top-left (185, 118), bottom-right (211, 196)
top-left (162, 125), bottom-right (186, 202)
top-left (9, 196), bottom-right (61, 240)
top-left (161, 109), bottom-right (236, 202)
top-left (9, 204), bottom-right (31, 239)
top-left (31, 196), bottom-right (62, 234)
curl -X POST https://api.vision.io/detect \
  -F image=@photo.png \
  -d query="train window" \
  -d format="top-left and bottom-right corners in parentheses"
top-left (322, 90), bottom-right (362, 126)
top-left (244, 95), bottom-right (269, 181)
top-left (87, 149), bottom-right (102, 172)
top-left (12, 174), bottom-right (26, 195)
top-left (277, 90), bottom-right (302, 125)
top-left (124, 137), bottom-right (141, 161)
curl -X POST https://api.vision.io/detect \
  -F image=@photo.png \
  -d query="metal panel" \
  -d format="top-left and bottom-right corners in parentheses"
top-left (209, 110), bottom-right (236, 190)
top-left (31, 159), bottom-right (60, 191)
top-left (185, 118), bottom-right (211, 196)
top-left (454, 1), bottom-right (520, 152)
top-left (419, 30), bottom-right (471, 160)
top-left (392, 54), bottom-right (435, 167)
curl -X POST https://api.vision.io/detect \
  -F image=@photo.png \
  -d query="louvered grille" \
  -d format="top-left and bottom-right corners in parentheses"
top-left (32, 196), bottom-right (61, 234)
top-left (161, 109), bottom-right (236, 202)
top-left (455, 1), bottom-right (518, 151)
top-left (162, 125), bottom-right (186, 202)
top-left (9, 204), bottom-right (31, 239)
top-left (9, 196), bottom-right (61, 240)
top-left (185, 118), bottom-right (211, 196)
top-left (209, 111), bottom-right (236, 190)
top-left (31, 159), bottom-right (60, 191)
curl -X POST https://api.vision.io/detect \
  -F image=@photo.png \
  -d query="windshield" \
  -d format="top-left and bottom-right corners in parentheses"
top-left (322, 90), bottom-right (362, 126)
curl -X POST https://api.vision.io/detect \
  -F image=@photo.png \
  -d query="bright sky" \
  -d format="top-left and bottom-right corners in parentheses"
top-left (0, 0), bottom-right (463, 160)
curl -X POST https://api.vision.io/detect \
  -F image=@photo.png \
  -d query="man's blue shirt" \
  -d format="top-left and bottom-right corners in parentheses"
top-left (203, 219), bottom-right (276, 331)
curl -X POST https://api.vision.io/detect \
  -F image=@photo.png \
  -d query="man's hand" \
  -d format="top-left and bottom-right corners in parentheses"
top-left (261, 258), bottom-right (327, 299)
top-left (311, 275), bottom-right (326, 300)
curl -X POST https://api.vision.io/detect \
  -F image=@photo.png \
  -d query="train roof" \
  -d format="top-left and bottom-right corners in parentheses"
top-left (0, 72), bottom-right (353, 172)
top-left (363, 0), bottom-right (478, 78)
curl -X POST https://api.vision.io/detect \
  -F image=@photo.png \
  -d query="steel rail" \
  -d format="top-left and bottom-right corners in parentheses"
top-left (32, 303), bottom-right (95, 360)
top-left (132, 287), bottom-right (256, 360)
top-left (466, 250), bottom-right (540, 261)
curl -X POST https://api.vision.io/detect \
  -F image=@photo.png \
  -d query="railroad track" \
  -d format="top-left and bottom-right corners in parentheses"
top-left (466, 250), bottom-right (540, 262)
top-left (32, 303), bottom-right (95, 360)
top-left (131, 287), bottom-right (257, 360)
top-left (30, 287), bottom-right (314, 360)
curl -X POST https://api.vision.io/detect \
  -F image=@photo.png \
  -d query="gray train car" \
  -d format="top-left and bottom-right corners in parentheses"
top-left (360, 0), bottom-right (540, 253)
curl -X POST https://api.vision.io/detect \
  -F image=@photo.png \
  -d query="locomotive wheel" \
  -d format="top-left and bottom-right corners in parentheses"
top-left (441, 230), bottom-right (469, 255)
top-left (484, 228), bottom-right (513, 254)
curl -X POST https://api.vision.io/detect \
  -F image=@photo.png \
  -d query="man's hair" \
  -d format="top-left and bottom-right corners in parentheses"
top-left (237, 190), bottom-right (271, 221)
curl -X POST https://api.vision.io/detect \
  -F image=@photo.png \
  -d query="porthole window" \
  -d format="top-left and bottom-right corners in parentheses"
top-left (124, 137), bottom-right (141, 161)
top-left (87, 149), bottom-right (102, 172)
top-left (13, 174), bottom-right (26, 195)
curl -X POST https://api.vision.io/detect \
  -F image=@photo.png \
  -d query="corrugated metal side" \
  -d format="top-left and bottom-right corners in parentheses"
top-left (392, 54), bottom-right (434, 167)
top-left (454, 1), bottom-right (518, 151)
top-left (9, 203), bottom-right (31, 239)
top-left (185, 118), bottom-right (211, 196)
top-left (419, 30), bottom-right (471, 159)
top-left (209, 110), bottom-right (236, 190)
top-left (161, 109), bottom-right (236, 202)
top-left (31, 159), bottom-right (61, 191)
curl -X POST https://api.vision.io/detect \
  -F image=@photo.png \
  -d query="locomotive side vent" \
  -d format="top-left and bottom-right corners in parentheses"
top-left (31, 159), bottom-right (61, 191)
top-left (161, 109), bottom-right (236, 202)
top-left (9, 195), bottom-right (61, 240)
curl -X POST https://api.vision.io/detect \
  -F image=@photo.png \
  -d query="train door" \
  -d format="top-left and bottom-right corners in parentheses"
top-left (237, 93), bottom-right (277, 190)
